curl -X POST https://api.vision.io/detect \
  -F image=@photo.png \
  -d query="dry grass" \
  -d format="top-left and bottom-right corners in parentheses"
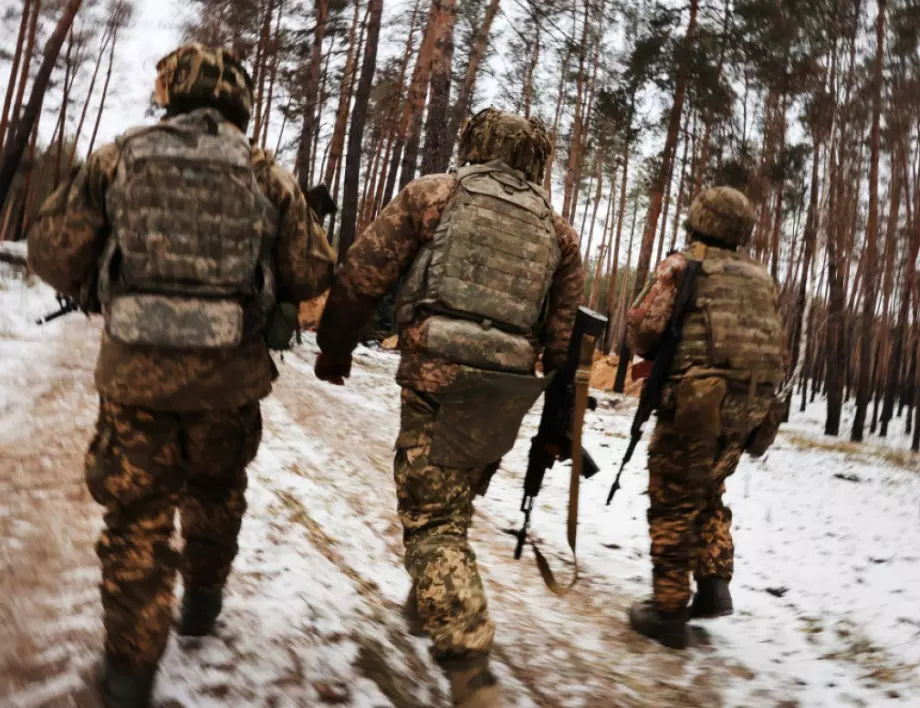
top-left (784, 432), bottom-right (920, 472)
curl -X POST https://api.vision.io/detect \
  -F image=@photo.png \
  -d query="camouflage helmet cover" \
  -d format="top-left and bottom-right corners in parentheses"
top-left (458, 107), bottom-right (553, 183)
top-left (154, 43), bottom-right (254, 122)
top-left (686, 186), bottom-right (756, 247)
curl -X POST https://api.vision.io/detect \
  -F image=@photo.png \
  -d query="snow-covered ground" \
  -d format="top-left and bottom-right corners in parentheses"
top-left (1, 267), bottom-right (919, 707)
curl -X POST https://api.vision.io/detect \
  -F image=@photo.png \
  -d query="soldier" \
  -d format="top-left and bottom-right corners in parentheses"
top-left (625, 186), bottom-right (787, 649)
top-left (314, 107), bottom-right (585, 706)
top-left (27, 44), bottom-right (336, 707)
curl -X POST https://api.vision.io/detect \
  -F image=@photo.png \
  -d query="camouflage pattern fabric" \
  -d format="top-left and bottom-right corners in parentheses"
top-left (627, 252), bottom-right (687, 357)
top-left (394, 389), bottom-right (495, 661)
top-left (154, 43), bottom-right (253, 121)
top-left (85, 398), bottom-right (261, 673)
top-left (457, 107), bottom-right (553, 184)
top-left (29, 136), bottom-right (335, 412)
top-left (317, 173), bottom-right (585, 392)
top-left (684, 186), bottom-right (756, 247)
top-left (646, 401), bottom-right (762, 613)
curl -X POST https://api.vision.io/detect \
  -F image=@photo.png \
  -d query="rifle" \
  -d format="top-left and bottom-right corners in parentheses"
top-left (36, 295), bottom-right (80, 326)
top-left (514, 306), bottom-right (607, 591)
top-left (606, 245), bottom-right (705, 505)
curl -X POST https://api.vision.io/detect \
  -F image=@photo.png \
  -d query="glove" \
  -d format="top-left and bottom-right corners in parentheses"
top-left (314, 351), bottom-right (351, 386)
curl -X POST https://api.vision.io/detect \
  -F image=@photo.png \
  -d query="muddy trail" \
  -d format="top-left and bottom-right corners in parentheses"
top-left (0, 317), bottom-right (798, 707)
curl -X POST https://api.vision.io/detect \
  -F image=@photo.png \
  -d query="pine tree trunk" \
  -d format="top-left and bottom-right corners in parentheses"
top-left (444, 0), bottom-right (500, 164)
top-left (296, 0), bottom-right (328, 192)
top-left (87, 24), bottom-right (117, 156)
top-left (543, 40), bottom-right (574, 196)
top-left (561, 2), bottom-right (591, 222)
top-left (421, 0), bottom-right (457, 176)
top-left (336, 0), bottom-right (383, 263)
top-left (8, 0), bottom-right (40, 144)
top-left (0, 0), bottom-right (31, 149)
top-left (400, 1), bottom-right (440, 189)
top-left (55, 30), bottom-right (75, 187)
top-left (324, 0), bottom-right (362, 186)
top-left (605, 147), bottom-right (630, 356)
top-left (0, 0), bottom-right (83, 214)
top-left (632, 0), bottom-right (698, 299)
top-left (68, 28), bottom-right (111, 170)
top-left (261, 0), bottom-right (286, 149)
top-left (852, 0), bottom-right (886, 442)
top-left (521, 33), bottom-right (540, 119)
top-left (379, 0), bottom-right (423, 205)
top-left (251, 0), bottom-right (274, 142)
top-left (589, 170), bottom-right (617, 310)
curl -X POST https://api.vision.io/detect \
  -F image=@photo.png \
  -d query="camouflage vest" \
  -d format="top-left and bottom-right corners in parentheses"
top-left (99, 109), bottom-right (277, 349)
top-left (397, 161), bottom-right (560, 373)
top-left (674, 245), bottom-right (785, 388)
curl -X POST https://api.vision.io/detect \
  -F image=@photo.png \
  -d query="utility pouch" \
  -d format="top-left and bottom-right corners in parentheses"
top-left (674, 376), bottom-right (727, 439)
top-left (420, 316), bottom-right (536, 374)
top-left (746, 396), bottom-right (784, 458)
top-left (428, 366), bottom-right (549, 469)
top-left (264, 302), bottom-right (299, 351)
top-left (106, 294), bottom-right (244, 349)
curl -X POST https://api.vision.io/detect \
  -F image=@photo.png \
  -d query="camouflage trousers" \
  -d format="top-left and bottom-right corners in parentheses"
top-left (394, 389), bottom-right (496, 662)
top-left (647, 395), bottom-right (764, 613)
top-left (85, 398), bottom-right (262, 674)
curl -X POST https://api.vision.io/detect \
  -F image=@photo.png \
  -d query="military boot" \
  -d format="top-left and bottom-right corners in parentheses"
top-left (441, 656), bottom-right (502, 708)
top-left (690, 577), bottom-right (734, 619)
top-left (403, 585), bottom-right (427, 637)
top-left (179, 588), bottom-right (223, 637)
top-left (628, 600), bottom-right (689, 650)
top-left (97, 657), bottom-right (155, 708)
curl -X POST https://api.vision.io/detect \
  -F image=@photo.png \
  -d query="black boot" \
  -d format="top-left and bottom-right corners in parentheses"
top-left (690, 577), bottom-right (734, 619)
top-left (628, 600), bottom-right (689, 650)
top-left (97, 658), bottom-right (155, 708)
top-left (179, 588), bottom-right (223, 637)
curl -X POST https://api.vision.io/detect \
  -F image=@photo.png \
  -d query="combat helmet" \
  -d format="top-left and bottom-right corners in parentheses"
top-left (154, 43), bottom-right (254, 129)
top-left (458, 107), bottom-right (553, 184)
top-left (685, 186), bottom-right (756, 248)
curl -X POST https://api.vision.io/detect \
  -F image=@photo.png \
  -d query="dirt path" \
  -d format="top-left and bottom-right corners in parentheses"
top-left (1, 325), bottom-right (743, 707)
top-left (0, 318), bottom-right (104, 708)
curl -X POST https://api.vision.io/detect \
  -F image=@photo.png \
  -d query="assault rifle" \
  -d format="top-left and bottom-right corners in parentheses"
top-left (514, 306), bottom-right (607, 564)
top-left (36, 295), bottom-right (80, 326)
top-left (606, 248), bottom-right (705, 505)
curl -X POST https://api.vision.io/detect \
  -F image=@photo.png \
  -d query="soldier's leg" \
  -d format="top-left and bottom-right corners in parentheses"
top-left (394, 391), bottom-right (495, 662)
top-left (694, 443), bottom-right (745, 583)
top-left (85, 400), bottom-right (183, 676)
top-left (178, 404), bottom-right (261, 595)
top-left (646, 416), bottom-right (719, 613)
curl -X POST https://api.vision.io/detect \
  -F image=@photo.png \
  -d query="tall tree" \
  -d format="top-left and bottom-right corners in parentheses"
top-left (337, 0), bottom-right (383, 263)
top-left (0, 0), bottom-right (85, 214)
top-left (851, 0), bottom-right (886, 442)
top-left (421, 0), bottom-right (458, 175)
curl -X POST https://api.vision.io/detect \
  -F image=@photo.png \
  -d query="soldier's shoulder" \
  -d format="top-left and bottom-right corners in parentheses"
top-left (404, 173), bottom-right (457, 202)
top-left (86, 142), bottom-right (121, 177)
top-left (550, 210), bottom-right (579, 249)
top-left (251, 147), bottom-right (299, 207)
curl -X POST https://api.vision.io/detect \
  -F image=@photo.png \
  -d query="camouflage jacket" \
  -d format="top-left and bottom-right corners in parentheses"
top-left (626, 252), bottom-right (686, 358)
top-left (317, 173), bottom-right (586, 392)
top-left (28, 134), bottom-right (336, 412)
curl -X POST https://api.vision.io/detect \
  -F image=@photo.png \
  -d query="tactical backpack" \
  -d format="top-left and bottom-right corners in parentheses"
top-left (397, 161), bottom-right (560, 374)
top-left (673, 245), bottom-right (786, 389)
top-left (98, 108), bottom-right (277, 350)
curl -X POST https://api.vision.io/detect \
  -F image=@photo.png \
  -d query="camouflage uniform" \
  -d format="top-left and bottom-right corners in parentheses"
top-left (317, 108), bottom-right (584, 703)
top-left (626, 187), bottom-right (786, 648)
top-left (28, 44), bottom-right (335, 701)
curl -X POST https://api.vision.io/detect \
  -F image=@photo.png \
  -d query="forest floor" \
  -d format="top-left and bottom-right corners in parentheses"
top-left (2, 267), bottom-right (920, 708)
